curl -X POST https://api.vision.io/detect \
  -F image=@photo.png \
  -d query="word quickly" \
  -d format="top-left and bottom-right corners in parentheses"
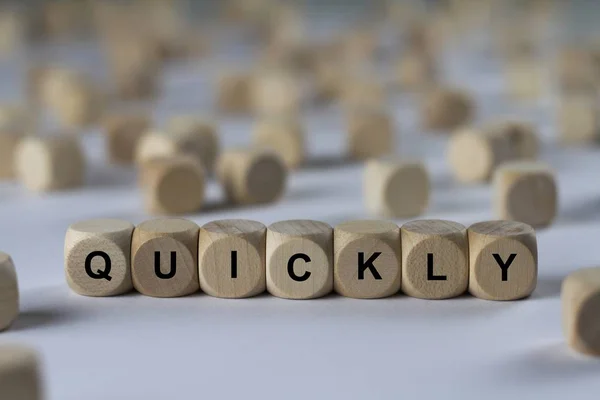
top-left (65, 218), bottom-right (538, 301)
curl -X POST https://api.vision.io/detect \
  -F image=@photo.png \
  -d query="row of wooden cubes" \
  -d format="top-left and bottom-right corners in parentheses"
top-left (65, 218), bottom-right (538, 301)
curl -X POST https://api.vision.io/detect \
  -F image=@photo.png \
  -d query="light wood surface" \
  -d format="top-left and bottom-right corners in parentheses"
top-left (131, 218), bottom-right (199, 297)
top-left (447, 126), bottom-right (515, 183)
top-left (562, 267), bottom-right (600, 356)
top-left (493, 161), bottom-right (557, 228)
top-left (0, 107), bottom-right (25, 179)
top-left (364, 158), bottom-right (430, 218)
top-left (266, 220), bottom-right (333, 299)
top-left (103, 112), bottom-right (151, 165)
top-left (558, 94), bottom-right (599, 145)
top-left (64, 219), bottom-right (135, 297)
top-left (0, 345), bottom-right (42, 400)
top-left (421, 87), bottom-right (474, 131)
top-left (468, 220), bottom-right (537, 300)
top-left (487, 121), bottom-right (539, 160)
top-left (217, 148), bottom-right (287, 205)
top-left (14, 135), bottom-right (85, 192)
top-left (346, 108), bottom-right (394, 160)
top-left (216, 71), bottom-right (253, 114)
top-left (401, 219), bottom-right (468, 299)
top-left (341, 78), bottom-right (386, 111)
top-left (505, 57), bottom-right (544, 100)
top-left (139, 156), bottom-right (205, 215)
top-left (167, 116), bottom-right (220, 173)
top-left (0, 252), bottom-right (18, 332)
top-left (334, 220), bottom-right (401, 299)
top-left (198, 219), bottom-right (266, 298)
top-left (251, 70), bottom-right (303, 117)
top-left (252, 116), bottom-right (305, 169)
top-left (396, 50), bottom-right (436, 90)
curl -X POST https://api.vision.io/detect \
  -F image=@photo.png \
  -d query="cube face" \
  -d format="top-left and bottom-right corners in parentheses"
top-left (104, 115), bottom-right (150, 165)
top-left (559, 97), bottom-right (599, 145)
top-left (0, 345), bottom-right (42, 400)
top-left (468, 221), bottom-right (537, 300)
top-left (0, 252), bottom-right (19, 331)
top-left (199, 220), bottom-right (266, 298)
top-left (401, 220), bottom-right (468, 299)
top-left (334, 221), bottom-right (401, 299)
top-left (348, 110), bottom-right (393, 160)
top-left (131, 219), bottom-right (199, 298)
top-left (266, 220), bottom-right (333, 300)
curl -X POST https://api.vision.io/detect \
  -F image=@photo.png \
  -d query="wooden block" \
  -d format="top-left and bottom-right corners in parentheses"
top-left (198, 219), bottom-right (266, 298)
top-left (487, 121), bottom-right (539, 160)
top-left (0, 106), bottom-right (30, 180)
top-left (0, 345), bottom-right (42, 400)
top-left (251, 70), bottom-right (303, 117)
top-left (346, 108), bottom-right (394, 160)
top-left (557, 49), bottom-right (598, 93)
top-left (0, 10), bottom-right (25, 54)
top-left (562, 267), bottom-right (600, 356)
top-left (493, 161), bottom-right (557, 228)
top-left (15, 135), bottom-right (85, 192)
top-left (558, 94), bottom-right (599, 145)
top-left (252, 116), bottom-right (305, 169)
top-left (401, 220), bottom-right (468, 299)
top-left (505, 57), bottom-right (544, 100)
top-left (216, 148), bottom-right (287, 205)
top-left (216, 72), bottom-right (252, 114)
top-left (266, 220), bottom-right (333, 299)
top-left (396, 51), bottom-right (436, 90)
top-left (364, 158), bottom-right (430, 218)
top-left (103, 113), bottom-right (151, 165)
top-left (341, 78), bottom-right (386, 111)
top-left (0, 131), bottom-right (21, 180)
top-left (333, 220), bottom-right (401, 299)
top-left (421, 87), bottom-right (474, 131)
top-left (468, 220), bottom-right (537, 300)
top-left (447, 127), bottom-right (516, 184)
top-left (139, 156), bottom-right (205, 215)
top-left (0, 252), bottom-right (18, 331)
top-left (64, 219), bottom-right (135, 297)
top-left (131, 218), bottom-right (199, 297)
top-left (166, 116), bottom-right (220, 173)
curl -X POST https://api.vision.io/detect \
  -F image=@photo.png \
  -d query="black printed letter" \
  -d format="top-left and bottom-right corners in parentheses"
top-left (427, 253), bottom-right (447, 281)
top-left (492, 253), bottom-right (517, 281)
top-left (287, 253), bottom-right (311, 282)
top-left (155, 251), bottom-right (177, 279)
top-left (358, 252), bottom-right (382, 280)
top-left (85, 251), bottom-right (112, 281)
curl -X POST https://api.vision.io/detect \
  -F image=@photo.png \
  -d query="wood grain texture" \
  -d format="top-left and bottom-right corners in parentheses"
top-left (468, 220), bottom-right (537, 300)
top-left (14, 135), bottom-right (85, 192)
top-left (558, 94), bottom-right (599, 145)
top-left (421, 87), bottom-right (474, 131)
top-left (0, 345), bottom-right (42, 400)
top-left (139, 156), bottom-right (205, 215)
top-left (346, 108), bottom-right (394, 160)
top-left (447, 126), bottom-right (515, 183)
top-left (131, 218), bottom-right (199, 297)
top-left (364, 158), bottom-right (430, 218)
top-left (64, 219), bottom-right (134, 297)
top-left (252, 116), bottom-right (305, 169)
top-left (493, 161), bottom-right (557, 228)
top-left (334, 220), bottom-right (401, 299)
top-left (103, 112), bottom-right (150, 165)
top-left (198, 219), bottom-right (266, 298)
top-left (266, 220), bottom-right (333, 299)
top-left (562, 267), bottom-right (600, 356)
top-left (167, 116), bottom-right (220, 173)
top-left (217, 148), bottom-right (287, 205)
top-left (401, 220), bottom-right (468, 299)
top-left (0, 252), bottom-right (18, 331)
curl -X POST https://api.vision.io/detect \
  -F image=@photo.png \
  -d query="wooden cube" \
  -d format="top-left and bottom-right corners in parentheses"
top-left (401, 220), bottom-right (468, 299)
top-left (216, 72), bottom-right (252, 114)
top-left (421, 87), bottom-right (474, 131)
top-left (252, 116), bottom-right (305, 169)
top-left (447, 127), bottom-right (516, 184)
top-left (346, 108), bottom-right (395, 160)
top-left (0, 252), bottom-right (18, 331)
top-left (334, 220), bottom-right (401, 299)
top-left (64, 219), bottom-right (135, 297)
top-left (266, 220), bottom-right (333, 299)
top-left (198, 219), bottom-right (266, 298)
top-left (0, 10), bottom-right (25, 54)
top-left (0, 131), bottom-right (21, 180)
top-left (558, 94), bottom-right (599, 145)
top-left (341, 78), bottom-right (386, 111)
top-left (103, 113), bottom-right (151, 165)
top-left (396, 51), bottom-right (436, 90)
top-left (364, 159), bottom-right (430, 218)
top-left (0, 345), bottom-right (42, 400)
top-left (167, 116), bottom-right (220, 173)
top-left (251, 70), bottom-right (303, 117)
top-left (0, 106), bottom-right (33, 179)
top-left (562, 267), bottom-right (600, 356)
top-left (557, 49), bottom-right (598, 93)
top-left (139, 156), bottom-right (205, 215)
top-left (468, 220), bottom-right (537, 300)
top-left (131, 218), bottom-right (199, 297)
top-left (493, 161), bottom-right (557, 228)
top-left (216, 148), bottom-right (287, 205)
top-left (505, 57), bottom-right (544, 100)
top-left (15, 135), bottom-right (85, 192)
top-left (487, 121), bottom-right (539, 160)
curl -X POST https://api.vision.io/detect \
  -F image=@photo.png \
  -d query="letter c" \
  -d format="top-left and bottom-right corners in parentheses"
top-left (287, 253), bottom-right (311, 282)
